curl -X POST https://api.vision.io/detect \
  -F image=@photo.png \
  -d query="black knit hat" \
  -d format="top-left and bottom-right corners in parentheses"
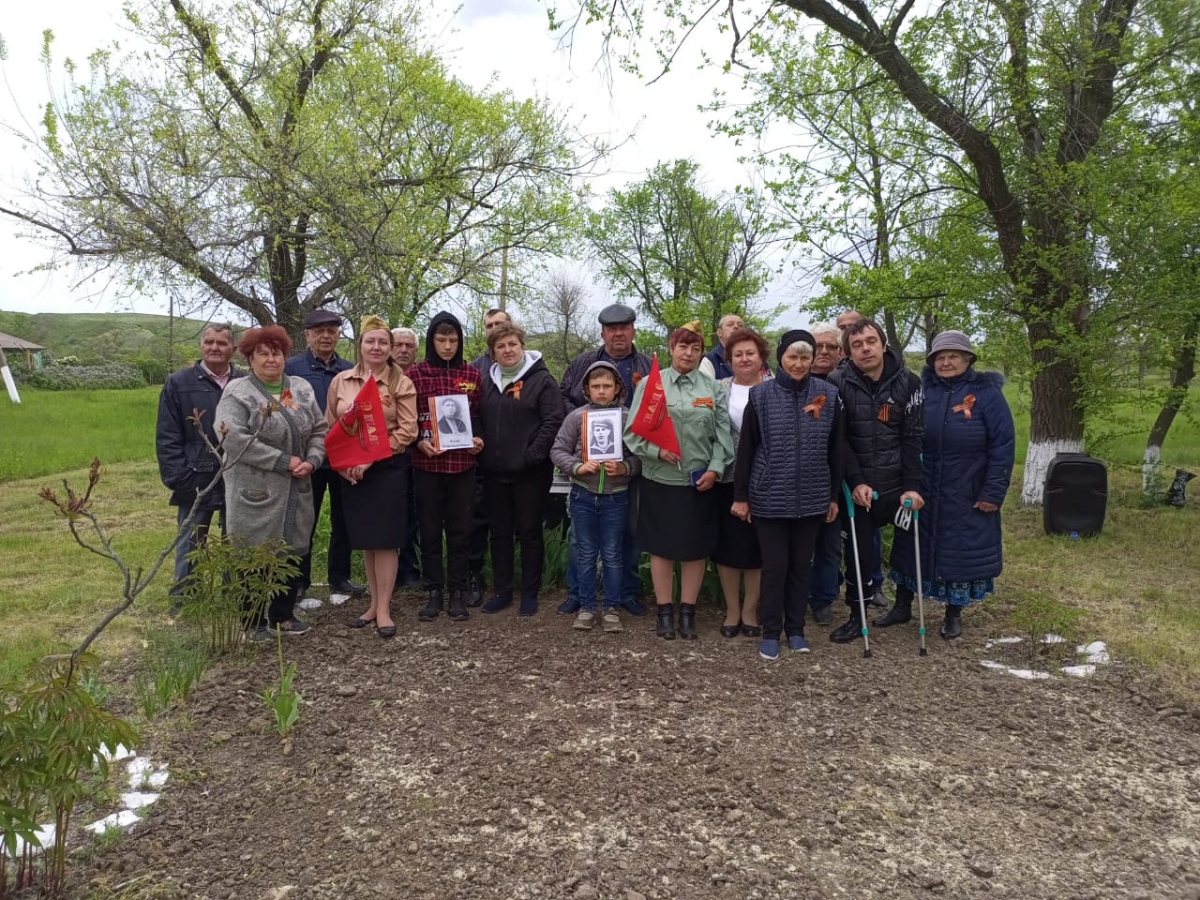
top-left (776, 329), bottom-right (815, 365)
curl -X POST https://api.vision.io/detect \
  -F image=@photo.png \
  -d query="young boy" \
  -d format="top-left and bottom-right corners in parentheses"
top-left (408, 311), bottom-right (483, 623)
top-left (550, 361), bottom-right (641, 632)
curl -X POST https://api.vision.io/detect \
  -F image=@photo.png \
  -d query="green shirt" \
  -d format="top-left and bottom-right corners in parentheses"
top-left (624, 365), bottom-right (732, 486)
top-left (499, 361), bottom-right (523, 390)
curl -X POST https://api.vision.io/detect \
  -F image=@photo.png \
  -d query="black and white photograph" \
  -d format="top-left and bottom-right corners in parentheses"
top-left (583, 408), bottom-right (624, 462)
top-left (431, 394), bottom-right (473, 450)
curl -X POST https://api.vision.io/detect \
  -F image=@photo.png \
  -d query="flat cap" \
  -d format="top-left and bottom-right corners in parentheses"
top-left (598, 303), bottom-right (637, 326)
top-left (303, 308), bottom-right (343, 328)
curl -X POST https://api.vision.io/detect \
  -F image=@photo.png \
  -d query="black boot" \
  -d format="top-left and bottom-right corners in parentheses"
top-left (873, 587), bottom-right (913, 627)
top-left (466, 572), bottom-right (484, 607)
top-left (940, 604), bottom-right (963, 640)
top-left (830, 610), bottom-right (863, 643)
top-left (656, 604), bottom-right (676, 640)
top-left (418, 587), bottom-right (443, 622)
top-left (447, 590), bottom-right (469, 622)
top-left (1167, 469), bottom-right (1195, 508)
top-left (678, 604), bottom-right (698, 640)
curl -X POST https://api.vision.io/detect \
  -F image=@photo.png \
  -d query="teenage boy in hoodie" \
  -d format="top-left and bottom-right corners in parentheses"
top-left (408, 312), bottom-right (484, 623)
top-left (550, 361), bottom-right (641, 633)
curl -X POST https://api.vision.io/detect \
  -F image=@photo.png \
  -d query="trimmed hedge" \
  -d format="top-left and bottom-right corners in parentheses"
top-left (21, 363), bottom-right (148, 391)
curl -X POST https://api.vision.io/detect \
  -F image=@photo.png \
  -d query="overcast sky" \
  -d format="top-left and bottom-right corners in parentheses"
top-left (0, 0), bottom-right (810, 325)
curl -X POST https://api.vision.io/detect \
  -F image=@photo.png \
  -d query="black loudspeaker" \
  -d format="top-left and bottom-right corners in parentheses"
top-left (1043, 453), bottom-right (1108, 537)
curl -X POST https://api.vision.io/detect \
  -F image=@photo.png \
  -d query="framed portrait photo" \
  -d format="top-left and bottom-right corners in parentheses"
top-left (582, 408), bottom-right (624, 462)
top-left (430, 394), bottom-right (474, 451)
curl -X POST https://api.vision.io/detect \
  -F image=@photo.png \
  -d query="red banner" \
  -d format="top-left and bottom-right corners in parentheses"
top-left (628, 355), bottom-right (681, 457)
top-left (325, 377), bottom-right (394, 469)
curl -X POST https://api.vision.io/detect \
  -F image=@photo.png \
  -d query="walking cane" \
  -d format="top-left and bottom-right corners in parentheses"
top-left (841, 483), bottom-right (874, 659)
top-left (899, 498), bottom-right (928, 657)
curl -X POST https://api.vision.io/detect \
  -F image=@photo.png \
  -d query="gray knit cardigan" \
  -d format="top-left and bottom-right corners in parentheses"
top-left (215, 374), bottom-right (328, 553)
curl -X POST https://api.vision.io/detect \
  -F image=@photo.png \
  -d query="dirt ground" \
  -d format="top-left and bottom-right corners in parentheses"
top-left (78, 589), bottom-right (1200, 900)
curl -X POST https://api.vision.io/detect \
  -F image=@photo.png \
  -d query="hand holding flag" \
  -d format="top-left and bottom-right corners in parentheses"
top-left (325, 376), bottom-right (394, 470)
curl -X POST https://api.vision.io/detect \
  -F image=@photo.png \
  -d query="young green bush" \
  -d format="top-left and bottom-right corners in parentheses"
top-left (179, 537), bottom-right (300, 654)
top-left (0, 654), bottom-right (139, 898)
top-left (21, 364), bottom-right (147, 391)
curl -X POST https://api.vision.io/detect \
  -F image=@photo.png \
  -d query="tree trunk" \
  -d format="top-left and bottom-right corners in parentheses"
top-left (1143, 310), bottom-right (1199, 499)
top-left (1020, 317), bottom-right (1086, 504)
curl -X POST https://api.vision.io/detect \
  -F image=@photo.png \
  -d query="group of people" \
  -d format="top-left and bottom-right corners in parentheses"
top-left (156, 301), bottom-right (1015, 657)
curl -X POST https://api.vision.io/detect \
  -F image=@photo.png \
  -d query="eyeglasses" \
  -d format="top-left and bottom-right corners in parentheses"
top-left (815, 342), bottom-right (840, 352)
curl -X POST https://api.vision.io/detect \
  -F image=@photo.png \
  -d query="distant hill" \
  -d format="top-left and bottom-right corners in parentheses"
top-left (0, 311), bottom-right (220, 366)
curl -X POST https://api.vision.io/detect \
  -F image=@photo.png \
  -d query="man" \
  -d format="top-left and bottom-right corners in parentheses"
top-left (438, 397), bottom-right (471, 435)
top-left (827, 318), bottom-right (924, 643)
top-left (807, 321), bottom-right (845, 625)
top-left (699, 313), bottom-right (745, 380)
top-left (471, 308), bottom-right (511, 373)
top-left (466, 307), bottom-right (511, 605)
top-left (835, 308), bottom-right (886, 607)
top-left (283, 308), bottom-right (364, 598)
top-left (559, 304), bottom-right (654, 616)
top-left (391, 326), bottom-right (418, 373)
top-left (392, 326), bottom-right (423, 586)
top-left (588, 419), bottom-right (617, 456)
top-left (156, 323), bottom-right (244, 612)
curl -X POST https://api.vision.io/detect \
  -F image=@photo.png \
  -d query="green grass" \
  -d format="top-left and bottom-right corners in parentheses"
top-left (0, 310), bottom-right (218, 364)
top-left (0, 459), bottom-right (176, 682)
top-left (0, 387), bottom-right (161, 481)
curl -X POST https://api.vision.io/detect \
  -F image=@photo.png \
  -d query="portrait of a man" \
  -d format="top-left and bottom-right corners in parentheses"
top-left (588, 419), bottom-right (616, 457)
top-left (438, 397), bottom-right (469, 435)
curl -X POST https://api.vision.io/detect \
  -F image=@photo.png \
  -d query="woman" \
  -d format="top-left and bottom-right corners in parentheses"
top-left (732, 330), bottom-right (845, 661)
top-left (216, 325), bottom-right (328, 639)
top-left (327, 316), bottom-right (419, 638)
top-left (478, 322), bottom-right (565, 616)
top-left (625, 322), bottom-right (732, 641)
top-left (884, 331), bottom-right (1015, 639)
top-left (713, 327), bottom-right (772, 639)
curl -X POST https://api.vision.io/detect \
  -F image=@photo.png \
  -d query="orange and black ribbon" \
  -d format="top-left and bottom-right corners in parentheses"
top-left (804, 395), bottom-right (826, 419)
top-left (877, 403), bottom-right (891, 423)
top-left (953, 394), bottom-right (977, 419)
top-left (692, 396), bottom-right (714, 409)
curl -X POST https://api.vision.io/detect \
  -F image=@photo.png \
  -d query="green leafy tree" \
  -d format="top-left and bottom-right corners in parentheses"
top-left (585, 159), bottom-right (779, 341)
top-left (564, 0), bottom-right (1199, 502)
top-left (1, 0), bottom-right (597, 336)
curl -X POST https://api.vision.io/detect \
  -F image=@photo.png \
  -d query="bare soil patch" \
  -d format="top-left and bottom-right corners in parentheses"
top-left (79, 591), bottom-right (1200, 900)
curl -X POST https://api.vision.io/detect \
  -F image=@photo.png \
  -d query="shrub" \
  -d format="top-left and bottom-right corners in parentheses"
top-left (179, 537), bottom-right (300, 654)
top-left (21, 364), bottom-right (147, 391)
top-left (130, 357), bottom-right (170, 386)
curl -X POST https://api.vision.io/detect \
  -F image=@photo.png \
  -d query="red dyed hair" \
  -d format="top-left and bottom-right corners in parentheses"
top-left (668, 326), bottom-right (704, 351)
top-left (238, 325), bottom-right (293, 359)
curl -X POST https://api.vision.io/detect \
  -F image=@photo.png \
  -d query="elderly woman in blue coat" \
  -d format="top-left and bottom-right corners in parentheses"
top-left (731, 330), bottom-right (847, 661)
top-left (882, 331), bottom-right (1015, 639)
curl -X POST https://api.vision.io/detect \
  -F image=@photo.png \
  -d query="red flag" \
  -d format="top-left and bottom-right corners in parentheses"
top-left (325, 377), bottom-right (394, 469)
top-left (628, 355), bottom-right (681, 456)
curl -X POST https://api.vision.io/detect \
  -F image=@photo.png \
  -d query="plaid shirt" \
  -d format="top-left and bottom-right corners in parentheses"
top-left (408, 360), bottom-right (482, 474)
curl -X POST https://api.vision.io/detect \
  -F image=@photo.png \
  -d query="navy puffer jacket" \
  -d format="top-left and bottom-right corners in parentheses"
top-left (891, 366), bottom-right (1016, 583)
top-left (733, 370), bottom-right (846, 519)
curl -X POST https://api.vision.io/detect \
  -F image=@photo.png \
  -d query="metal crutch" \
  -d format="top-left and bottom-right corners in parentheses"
top-left (898, 499), bottom-right (928, 657)
top-left (841, 483), bottom-right (875, 658)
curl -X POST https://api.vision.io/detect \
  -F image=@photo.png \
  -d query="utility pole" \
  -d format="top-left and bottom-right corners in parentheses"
top-left (499, 244), bottom-right (509, 312)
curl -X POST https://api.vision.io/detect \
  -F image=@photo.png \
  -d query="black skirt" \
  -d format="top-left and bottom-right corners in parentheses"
top-left (711, 481), bottom-right (762, 569)
top-left (342, 454), bottom-right (407, 550)
top-left (635, 477), bottom-right (717, 561)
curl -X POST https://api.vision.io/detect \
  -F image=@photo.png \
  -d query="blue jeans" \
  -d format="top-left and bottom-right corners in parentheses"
top-left (809, 517), bottom-right (843, 609)
top-left (171, 505), bottom-right (221, 596)
top-left (569, 486), bottom-right (628, 611)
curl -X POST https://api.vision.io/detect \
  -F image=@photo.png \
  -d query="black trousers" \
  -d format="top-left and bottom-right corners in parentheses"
top-left (485, 465), bottom-right (553, 598)
top-left (399, 460), bottom-right (421, 577)
top-left (841, 490), bottom-right (902, 606)
top-left (415, 468), bottom-right (476, 591)
top-left (756, 515), bottom-right (823, 640)
top-left (300, 466), bottom-right (353, 589)
top-left (468, 468), bottom-right (488, 579)
top-left (244, 569), bottom-right (303, 627)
